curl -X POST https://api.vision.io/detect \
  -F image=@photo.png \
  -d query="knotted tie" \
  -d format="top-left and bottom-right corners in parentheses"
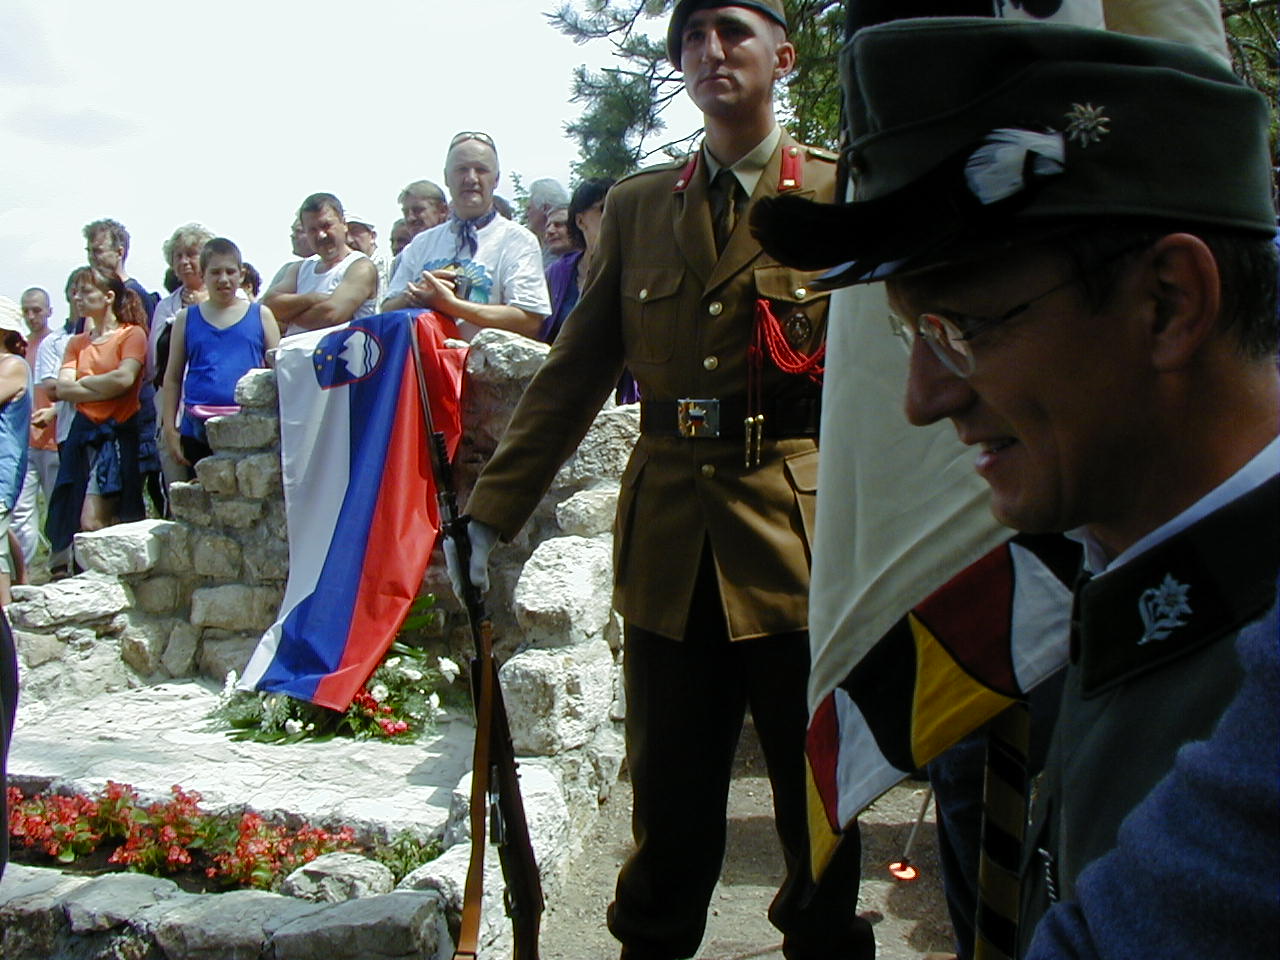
top-left (973, 702), bottom-right (1031, 960)
top-left (450, 208), bottom-right (499, 260)
top-left (709, 169), bottom-right (745, 255)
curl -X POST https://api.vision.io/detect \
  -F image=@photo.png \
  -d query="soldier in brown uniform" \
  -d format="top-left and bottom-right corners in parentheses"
top-left (457, 2), bottom-right (873, 957)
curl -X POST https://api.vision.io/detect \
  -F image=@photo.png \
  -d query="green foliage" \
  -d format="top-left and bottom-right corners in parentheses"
top-left (209, 640), bottom-right (460, 744)
top-left (369, 829), bottom-right (445, 883)
top-left (1221, 1), bottom-right (1278, 161)
top-left (550, 1), bottom-right (843, 178)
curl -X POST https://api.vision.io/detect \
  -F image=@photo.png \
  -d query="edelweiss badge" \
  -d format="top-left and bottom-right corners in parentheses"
top-left (1137, 573), bottom-right (1192, 645)
top-left (1064, 103), bottom-right (1110, 147)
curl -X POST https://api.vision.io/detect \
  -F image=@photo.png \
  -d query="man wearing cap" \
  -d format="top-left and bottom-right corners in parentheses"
top-left (382, 133), bottom-right (549, 340)
top-left (343, 214), bottom-right (391, 304)
top-left (754, 16), bottom-right (1278, 957)
top-left (454, 3), bottom-right (870, 958)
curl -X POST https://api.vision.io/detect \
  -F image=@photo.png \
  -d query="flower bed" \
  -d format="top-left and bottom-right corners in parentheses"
top-left (6, 780), bottom-right (439, 892)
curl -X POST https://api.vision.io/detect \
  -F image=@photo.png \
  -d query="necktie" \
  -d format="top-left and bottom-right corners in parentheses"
top-left (973, 701), bottom-right (1030, 960)
top-left (710, 169), bottom-right (744, 255)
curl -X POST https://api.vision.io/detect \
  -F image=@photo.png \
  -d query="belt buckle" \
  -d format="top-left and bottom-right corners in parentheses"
top-left (676, 398), bottom-right (720, 438)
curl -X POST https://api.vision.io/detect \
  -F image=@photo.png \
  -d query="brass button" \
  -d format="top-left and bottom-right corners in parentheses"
top-left (788, 146), bottom-right (799, 157)
top-left (700, 464), bottom-right (716, 479)
top-left (703, 355), bottom-right (719, 371)
top-left (708, 301), bottom-right (723, 317)
top-left (638, 288), bottom-right (649, 301)
top-left (793, 287), bottom-right (807, 300)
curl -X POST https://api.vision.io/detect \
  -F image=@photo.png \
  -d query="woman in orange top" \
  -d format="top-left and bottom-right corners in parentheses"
top-left (44, 267), bottom-right (148, 575)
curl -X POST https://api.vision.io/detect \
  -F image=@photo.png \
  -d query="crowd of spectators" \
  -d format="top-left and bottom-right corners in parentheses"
top-left (5, 132), bottom-right (622, 582)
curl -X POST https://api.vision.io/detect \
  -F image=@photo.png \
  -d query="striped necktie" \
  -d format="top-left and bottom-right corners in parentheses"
top-left (973, 701), bottom-right (1030, 960)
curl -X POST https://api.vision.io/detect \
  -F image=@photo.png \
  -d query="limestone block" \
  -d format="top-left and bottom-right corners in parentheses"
top-left (155, 522), bottom-right (194, 575)
top-left (234, 367), bottom-right (278, 409)
top-left (163, 622), bottom-right (200, 677)
top-left (554, 405), bottom-right (640, 489)
top-left (169, 482), bottom-right (213, 526)
top-left (7, 574), bottom-right (130, 629)
top-left (499, 639), bottom-right (616, 755)
top-left (119, 616), bottom-right (169, 676)
top-left (14, 629), bottom-right (64, 668)
top-left (193, 455), bottom-right (239, 496)
top-left (236, 451), bottom-right (283, 500)
top-left (270, 890), bottom-right (447, 960)
top-left (266, 498), bottom-right (288, 541)
top-left (198, 633), bottom-right (262, 680)
top-left (513, 536), bottom-right (614, 648)
top-left (555, 486), bottom-right (619, 537)
top-left (587, 720), bottom-right (627, 803)
top-left (17, 637), bottom-right (140, 704)
top-left (206, 412), bottom-right (278, 451)
top-left (466, 328), bottom-right (549, 382)
top-left (193, 532), bottom-right (243, 580)
top-left (398, 843), bottom-right (510, 957)
top-left (190, 585), bottom-right (280, 632)
top-left (150, 888), bottom-right (323, 960)
top-left (0, 870), bottom-right (92, 956)
top-left (134, 575), bottom-right (183, 614)
top-left (243, 537), bottom-right (290, 583)
top-left (62, 873), bottom-right (181, 933)
top-left (73, 519), bottom-right (170, 575)
top-left (281, 852), bottom-right (395, 903)
top-left (211, 498), bottom-right (265, 528)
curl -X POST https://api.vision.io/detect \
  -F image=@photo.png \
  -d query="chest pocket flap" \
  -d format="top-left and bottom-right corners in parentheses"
top-left (622, 267), bottom-right (682, 364)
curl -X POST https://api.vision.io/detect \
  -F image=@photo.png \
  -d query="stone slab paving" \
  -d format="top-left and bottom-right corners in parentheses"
top-left (9, 680), bottom-right (473, 841)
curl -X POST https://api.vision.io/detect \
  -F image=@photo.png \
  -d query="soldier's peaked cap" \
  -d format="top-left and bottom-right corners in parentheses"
top-left (668, 0), bottom-right (789, 67)
top-left (751, 17), bottom-right (1276, 286)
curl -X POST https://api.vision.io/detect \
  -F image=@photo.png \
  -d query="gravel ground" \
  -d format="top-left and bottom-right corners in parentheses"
top-left (540, 722), bottom-right (956, 960)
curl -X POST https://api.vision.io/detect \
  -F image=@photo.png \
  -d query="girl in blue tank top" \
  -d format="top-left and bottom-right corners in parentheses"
top-left (161, 238), bottom-right (280, 469)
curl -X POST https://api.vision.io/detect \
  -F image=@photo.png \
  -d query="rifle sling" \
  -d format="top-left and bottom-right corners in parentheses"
top-left (454, 627), bottom-right (497, 960)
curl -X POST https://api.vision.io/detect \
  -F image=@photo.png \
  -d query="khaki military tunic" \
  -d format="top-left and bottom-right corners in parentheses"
top-left (467, 132), bottom-right (837, 641)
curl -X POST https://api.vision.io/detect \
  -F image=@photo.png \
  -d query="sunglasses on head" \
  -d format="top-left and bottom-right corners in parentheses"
top-left (449, 131), bottom-right (496, 150)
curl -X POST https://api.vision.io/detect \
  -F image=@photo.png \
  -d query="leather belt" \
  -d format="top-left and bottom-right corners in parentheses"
top-left (640, 397), bottom-right (820, 439)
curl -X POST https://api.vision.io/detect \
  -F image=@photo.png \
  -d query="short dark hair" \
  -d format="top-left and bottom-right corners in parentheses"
top-left (567, 178), bottom-right (615, 250)
top-left (241, 262), bottom-right (262, 298)
top-left (299, 192), bottom-right (344, 220)
top-left (200, 237), bottom-right (243, 272)
top-left (83, 218), bottom-right (131, 257)
top-left (1060, 224), bottom-right (1278, 362)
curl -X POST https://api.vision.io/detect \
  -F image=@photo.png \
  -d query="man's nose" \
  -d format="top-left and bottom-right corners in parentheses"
top-left (903, 338), bottom-right (974, 427)
top-left (703, 28), bottom-right (725, 61)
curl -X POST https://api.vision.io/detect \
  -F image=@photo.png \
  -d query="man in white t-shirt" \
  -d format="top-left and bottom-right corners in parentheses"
top-left (382, 133), bottom-right (549, 340)
top-left (263, 193), bottom-right (378, 338)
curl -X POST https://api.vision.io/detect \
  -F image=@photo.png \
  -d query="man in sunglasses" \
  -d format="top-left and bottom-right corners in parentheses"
top-left (456, 2), bottom-right (871, 958)
top-left (755, 16), bottom-right (1278, 957)
top-left (382, 132), bottom-right (549, 340)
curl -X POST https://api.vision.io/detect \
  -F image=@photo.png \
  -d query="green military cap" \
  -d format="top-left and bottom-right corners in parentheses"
top-left (752, 17), bottom-right (1276, 285)
top-left (667, 0), bottom-right (789, 67)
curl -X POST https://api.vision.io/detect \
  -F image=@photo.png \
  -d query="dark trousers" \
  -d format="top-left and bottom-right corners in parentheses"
top-left (608, 551), bottom-right (874, 960)
top-left (45, 411), bottom-right (143, 554)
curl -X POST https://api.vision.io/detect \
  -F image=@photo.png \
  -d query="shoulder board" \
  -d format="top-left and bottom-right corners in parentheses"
top-left (615, 155), bottom-right (689, 186)
top-left (803, 145), bottom-right (839, 162)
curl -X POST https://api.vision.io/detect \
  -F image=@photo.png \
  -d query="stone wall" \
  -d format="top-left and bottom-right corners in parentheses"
top-left (4, 328), bottom-right (635, 958)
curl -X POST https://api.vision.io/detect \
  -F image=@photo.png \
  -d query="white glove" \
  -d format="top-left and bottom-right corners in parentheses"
top-left (443, 518), bottom-right (498, 602)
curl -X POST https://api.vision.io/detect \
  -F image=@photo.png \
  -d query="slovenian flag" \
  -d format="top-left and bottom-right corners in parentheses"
top-left (240, 310), bottom-right (465, 710)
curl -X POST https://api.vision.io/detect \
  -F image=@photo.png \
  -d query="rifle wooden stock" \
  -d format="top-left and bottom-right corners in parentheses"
top-left (407, 313), bottom-right (543, 959)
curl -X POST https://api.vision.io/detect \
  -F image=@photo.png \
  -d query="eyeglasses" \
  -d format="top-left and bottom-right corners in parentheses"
top-left (449, 131), bottom-right (496, 150)
top-left (888, 242), bottom-right (1147, 377)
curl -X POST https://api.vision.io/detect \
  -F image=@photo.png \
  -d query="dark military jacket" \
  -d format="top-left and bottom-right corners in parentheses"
top-left (468, 132), bottom-right (837, 640)
top-left (1020, 474), bottom-right (1280, 952)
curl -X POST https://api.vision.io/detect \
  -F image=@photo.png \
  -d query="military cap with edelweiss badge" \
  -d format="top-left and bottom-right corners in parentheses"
top-left (751, 17), bottom-right (1276, 285)
top-left (667, 0), bottom-right (789, 65)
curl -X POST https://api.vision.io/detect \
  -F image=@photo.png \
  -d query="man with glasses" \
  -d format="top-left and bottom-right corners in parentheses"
top-left (755, 16), bottom-right (1278, 956)
top-left (454, 3), bottom-right (871, 958)
top-left (382, 133), bottom-right (549, 340)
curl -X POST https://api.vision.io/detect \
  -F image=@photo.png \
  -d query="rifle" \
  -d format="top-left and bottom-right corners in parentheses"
top-left (408, 312), bottom-right (544, 960)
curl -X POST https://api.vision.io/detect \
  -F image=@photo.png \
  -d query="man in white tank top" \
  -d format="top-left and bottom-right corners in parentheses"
top-left (263, 193), bottom-right (378, 339)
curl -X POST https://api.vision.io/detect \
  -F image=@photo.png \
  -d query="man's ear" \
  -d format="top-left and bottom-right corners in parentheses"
top-left (1145, 233), bottom-right (1221, 372)
top-left (774, 40), bottom-right (796, 81)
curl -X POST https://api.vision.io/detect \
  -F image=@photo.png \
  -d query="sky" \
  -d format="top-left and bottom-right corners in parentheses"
top-left (0, 0), bottom-right (702, 311)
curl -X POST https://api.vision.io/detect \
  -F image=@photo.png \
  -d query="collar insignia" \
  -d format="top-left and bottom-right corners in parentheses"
top-left (1064, 103), bottom-right (1111, 148)
top-left (1137, 573), bottom-right (1192, 645)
